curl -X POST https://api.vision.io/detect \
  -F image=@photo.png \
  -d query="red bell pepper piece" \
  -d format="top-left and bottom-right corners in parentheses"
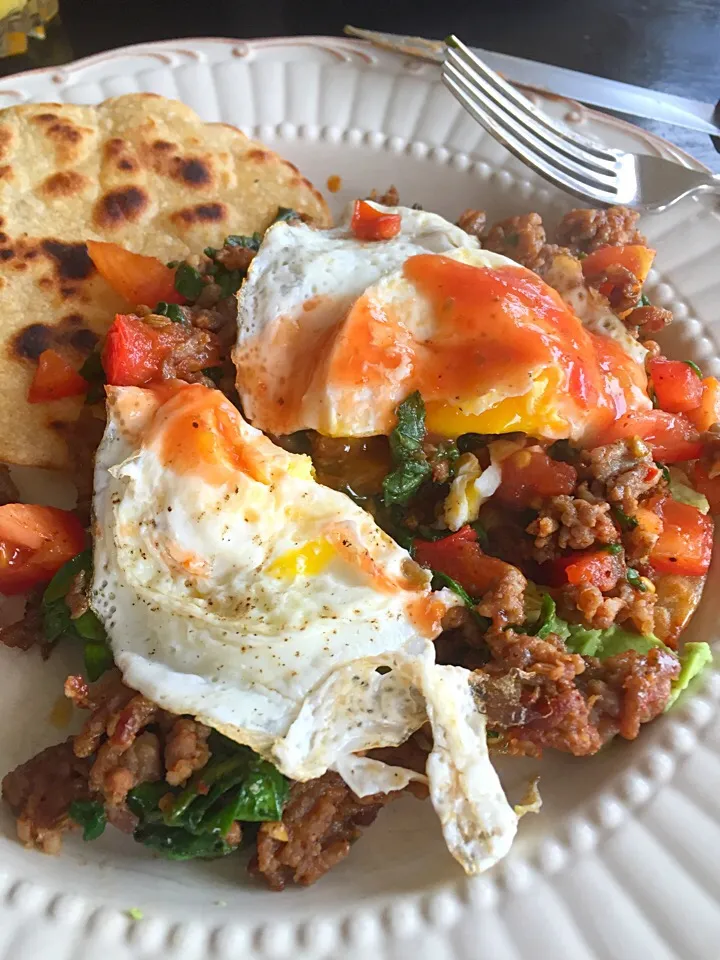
top-left (28, 350), bottom-right (88, 403)
top-left (598, 410), bottom-right (703, 463)
top-left (350, 200), bottom-right (401, 241)
top-left (648, 496), bottom-right (714, 576)
top-left (87, 240), bottom-right (185, 307)
top-left (0, 504), bottom-right (85, 595)
top-left (649, 358), bottom-right (703, 413)
top-left (496, 449), bottom-right (577, 509)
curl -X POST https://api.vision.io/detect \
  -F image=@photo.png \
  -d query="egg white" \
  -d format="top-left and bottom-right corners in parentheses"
top-left (91, 384), bottom-right (518, 873)
top-left (234, 203), bottom-right (650, 443)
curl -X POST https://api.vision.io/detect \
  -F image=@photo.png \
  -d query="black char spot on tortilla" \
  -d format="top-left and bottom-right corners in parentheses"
top-left (41, 240), bottom-right (94, 281)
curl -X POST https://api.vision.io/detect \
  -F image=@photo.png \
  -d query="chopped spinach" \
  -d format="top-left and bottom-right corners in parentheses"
top-left (611, 505), bottom-right (638, 531)
top-left (225, 232), bottom-right (262, 250)
top-left (274, 206), bottom-right (299, 223)
top-left (548, 438), bottom-right (579, 463)
top-left (382, 459), bottom-right (431, 507)
top-left (470, 520), bottom-right (490, 551)
top-left (42, 551), bottom-right (113, 681)
top-left (125, 738), bottom-right (289, 862)
top-left (626, 567), bottom-right (649, 591)
top-left (78, 349), bottom-right (106, 404)
top-left (431, 571), bottom-right (490, 630)
top-left (382, 392), bottom-right (431, 506)
top-left (174, 262), bottom-right (205, 301)
top-left (154, 301), bottom-right (186, 323)
top-left (526, 590), bottom-right (668, 660)
top-left (69, 800), bottom-right (107, 841)
top-left (457, 433), bottom-right (489, 454)
top-left (428, 439), bottom-right (460, 478)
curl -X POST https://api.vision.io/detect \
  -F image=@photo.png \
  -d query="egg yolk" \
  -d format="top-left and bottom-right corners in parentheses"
top-left (424, 367), bottom-right (569, 439)
top-left (237, 252), bottom-right (650, 444)
top-left (268, 538), bottom-right (335, 578)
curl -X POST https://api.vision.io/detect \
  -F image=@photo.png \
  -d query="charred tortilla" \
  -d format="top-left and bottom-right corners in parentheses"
top-left (0, 93), bottom-right (330, 470)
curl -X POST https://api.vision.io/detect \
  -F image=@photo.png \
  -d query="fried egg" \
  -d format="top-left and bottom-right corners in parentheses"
top-left (234, 203), bottom-right (651, 444)
top-left (92, 381), bottom-right (518, 874)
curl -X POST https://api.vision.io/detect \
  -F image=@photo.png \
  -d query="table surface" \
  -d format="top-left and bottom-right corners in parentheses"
top-left (3, 0), bottom-right (719, 169)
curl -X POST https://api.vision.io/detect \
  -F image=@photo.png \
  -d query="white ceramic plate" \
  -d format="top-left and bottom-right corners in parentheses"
top-left (0, 36), bottom-right (719, 960)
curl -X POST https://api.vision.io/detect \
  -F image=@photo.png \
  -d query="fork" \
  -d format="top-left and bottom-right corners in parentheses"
top-left (442, 35), bottom-right (720, 213)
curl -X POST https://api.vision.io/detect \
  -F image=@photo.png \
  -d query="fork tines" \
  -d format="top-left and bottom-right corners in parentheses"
top-left (442, 36), bottom-right (622, 205)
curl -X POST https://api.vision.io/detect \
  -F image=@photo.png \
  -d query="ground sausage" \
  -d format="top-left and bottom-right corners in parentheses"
top-left (476, 564), bottom-right (527, 629)
top-left (250, 772), bottom-right (405, 890)
top-left (555, 205), bottom-right (646, 253)
top-left (0, 589), bottom-right (45, 653)
top-left (2, 740), bottom-right (92, 853)
top-left (164, 717), bottom-right (211, 787)
top-left (526, 494), bottom-right (618, 562)
top-left (457, 208), bottom-right (487, 237)
top-left (583, 262), bottom-right (641, 315)
top-left (625, 304), bottom-right (673, 335)
top-left (483, 212), bottom-right (547, 269)
top-left (584, 439), bottom-right (662, 513)
top-left (581, 646), bottom-right (680, 740)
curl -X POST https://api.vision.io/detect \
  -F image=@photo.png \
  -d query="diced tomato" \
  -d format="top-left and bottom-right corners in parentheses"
top-left (0, 504), bottom-right (85, 595)
top-left (28, 350), bottom-right (87, 403)
top-left (414, 525), bottom-right (510, 598)
top-left (649, 358), bottom-right (703, 413)
top-left (350, 200), bottom-right (401, 241)
top-left (549, 549), bottom-right (623, 591)
top-left (495, 449), bottom-right (577, 509)
top-left (87, 240), bottom-right (185, 307)
top-left (693, 461), bottom-right (720, 515)
top-left (598, 410), bottom-right (703, 463)
top-left (688, 376), bottom-right (720, 432)
top-left (102, 314), bottom-right (193, 387)
top-left (581, 244), bottom-right (655, 316)
top-left (648, 495), bottom-right (714, 576)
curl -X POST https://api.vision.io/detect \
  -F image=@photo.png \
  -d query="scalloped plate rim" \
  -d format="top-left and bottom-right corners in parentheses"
top-left (0, 34), bottom-right (718, 960)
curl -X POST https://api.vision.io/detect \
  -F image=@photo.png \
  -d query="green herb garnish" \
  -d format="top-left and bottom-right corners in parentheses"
top-left (155, 301), bottom-right (186, 323)
top-left (274, 207), bottom-right (299, 223)
top-left (626, 567), bottom-right (648, 591)
top-left (612, 505), bottom-right (638, 531)
top-left (69, 800), bottom-right (107, 841)
top-left (636, 293), bottom-right (651, 308)
top-left (78, 349), bottom-right (106, 404)
top-left (470, 520), bottom-right (490, 551)
top-left (431, 571), bottom-right (490, 630)
top-left (684, 359), bottom-right (703, 378)
top-left (600, 542), bottom-right (623, 555)
top-left (457, 433), bottom-right (489, 454)
top-left (125, 737), bottom-right (289, 861)
top-left (42, 552), bottom-right (113, 681)
top-left (382, 392), bottom-right (431, 507)
top-left (225, 232), bottom-right (262, 250)
top-left (174, 263), bottom-right (205, 301)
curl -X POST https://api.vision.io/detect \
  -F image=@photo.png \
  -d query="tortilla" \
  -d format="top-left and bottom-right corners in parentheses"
top-left (0, 93), bottom-right (330, 470)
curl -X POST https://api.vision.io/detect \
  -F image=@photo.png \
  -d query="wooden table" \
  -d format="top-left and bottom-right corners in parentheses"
top-left (4, 0), bottom-right (719, 169)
